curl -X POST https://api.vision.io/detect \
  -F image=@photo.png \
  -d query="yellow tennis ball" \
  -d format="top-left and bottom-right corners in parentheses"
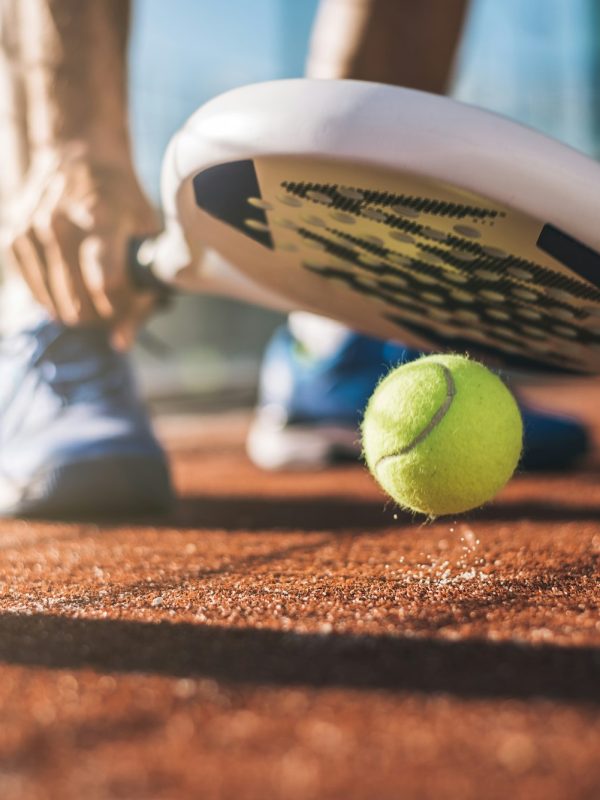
top-left (362, 354), bottom-right (523, 517)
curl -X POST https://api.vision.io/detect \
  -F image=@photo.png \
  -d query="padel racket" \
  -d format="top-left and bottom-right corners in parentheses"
top-left (131, 79), bottom-right (600, 375)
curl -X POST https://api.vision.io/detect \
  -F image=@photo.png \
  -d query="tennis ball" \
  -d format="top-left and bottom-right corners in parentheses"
top-left (362, 354), bottom-right (522, 517)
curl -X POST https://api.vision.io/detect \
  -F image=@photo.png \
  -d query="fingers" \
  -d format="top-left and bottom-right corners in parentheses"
top-left (7, 213), bottom-right (102, 326)
top-left (87, 229), bottom-right (160, 351)
top-left (8, 216), bottom-right (152, 333)
top-left (110, 292), bottom-right (157, 351)
top-left (6, 154), bottom-right (161, 341)
top-left (8, 230), bottom-right (55, 312)
top-left (80, 230), bottom-right (160, 348)
top-left (43, 213), bottom-right (100, 325)
top-left (79, 233), bottom-right (129, 321)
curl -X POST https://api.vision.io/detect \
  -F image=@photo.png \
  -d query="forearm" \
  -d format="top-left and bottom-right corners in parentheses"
top-left (16, 0), bottom-right (131, 161)
top-left (308, 0), bottom-right (470, 94)
top-left (0, 0), bottom-right (158, 340)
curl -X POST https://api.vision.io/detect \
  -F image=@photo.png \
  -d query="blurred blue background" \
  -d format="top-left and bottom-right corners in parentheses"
top-left (454, 0), bottom-right (600, 157)
top-left (128, 0), bottom-right (600, 405)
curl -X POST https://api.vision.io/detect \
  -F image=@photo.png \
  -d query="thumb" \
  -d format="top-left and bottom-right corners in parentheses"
top-left (110, 292), bottom-right (158, 351)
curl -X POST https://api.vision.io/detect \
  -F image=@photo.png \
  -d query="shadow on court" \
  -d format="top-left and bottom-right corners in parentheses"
top-left (0, 613), bottom-right (597, 705)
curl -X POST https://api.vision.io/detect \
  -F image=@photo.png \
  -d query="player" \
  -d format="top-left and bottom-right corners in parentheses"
top-left (0, 0), bottom-right (588, 517)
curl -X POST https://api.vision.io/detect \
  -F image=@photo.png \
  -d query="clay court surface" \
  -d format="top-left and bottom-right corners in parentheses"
top-left (0, 377), bottom-right (598, 800)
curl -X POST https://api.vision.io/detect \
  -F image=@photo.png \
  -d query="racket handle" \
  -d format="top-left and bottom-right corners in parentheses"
top-left (128, 237), bottom-right (173, 307)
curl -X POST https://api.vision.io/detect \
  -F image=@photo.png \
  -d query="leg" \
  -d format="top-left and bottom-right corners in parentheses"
top-left (306, 0), bottom-right (469, 91)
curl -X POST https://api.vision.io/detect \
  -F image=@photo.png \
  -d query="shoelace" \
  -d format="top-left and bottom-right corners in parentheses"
top-left (0, 323), bottom-right (129, 427)
top-left (0, 321), bottom-right (172, 450)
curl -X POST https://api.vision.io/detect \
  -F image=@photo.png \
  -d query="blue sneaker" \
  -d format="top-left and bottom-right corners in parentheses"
top-left (247, 325), bottom-right (590, 472)
top-left (0, 320), bottom-right (173, 518)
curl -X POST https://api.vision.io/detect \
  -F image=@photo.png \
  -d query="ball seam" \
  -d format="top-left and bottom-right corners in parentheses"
top-left (374, 363), bottom-right (457, 471)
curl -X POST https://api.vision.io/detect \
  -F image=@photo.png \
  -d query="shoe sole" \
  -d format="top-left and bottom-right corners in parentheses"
top-left (246, 415), bottom-right (360, 471)
top-left (1, 454), bottom-right (174, 520)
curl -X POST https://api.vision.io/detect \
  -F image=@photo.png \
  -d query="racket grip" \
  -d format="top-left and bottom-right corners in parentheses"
top-left (128, 237), bottom-right (173, 308)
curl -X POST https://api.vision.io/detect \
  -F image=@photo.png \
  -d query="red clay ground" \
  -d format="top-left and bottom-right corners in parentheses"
top-left (0, 377), bottom-right (598, 800)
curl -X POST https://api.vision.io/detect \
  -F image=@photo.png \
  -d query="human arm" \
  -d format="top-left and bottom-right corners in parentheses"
top-left (3, 0), bottom-right (158, 348)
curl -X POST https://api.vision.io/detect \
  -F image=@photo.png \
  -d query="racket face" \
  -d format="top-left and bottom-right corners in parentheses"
top-left (191, 155), bottom-right (600, 374)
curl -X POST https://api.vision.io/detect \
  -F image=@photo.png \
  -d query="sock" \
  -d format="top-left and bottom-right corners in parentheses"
top-left (288, 311), bottom-right (354, 360)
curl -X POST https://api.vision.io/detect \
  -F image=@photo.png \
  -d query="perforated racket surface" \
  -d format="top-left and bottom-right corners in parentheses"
top-left (139, 80), bottom-right (600, 375)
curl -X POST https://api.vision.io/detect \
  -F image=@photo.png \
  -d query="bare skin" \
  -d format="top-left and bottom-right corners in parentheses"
top-left (307, 0), bottom-right (469, 91)
top-left (1, 0), bottom-right (157, 349)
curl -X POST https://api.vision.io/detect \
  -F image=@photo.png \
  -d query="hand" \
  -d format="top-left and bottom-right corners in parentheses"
top-left (4, 144), bottom-right (161, 350)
